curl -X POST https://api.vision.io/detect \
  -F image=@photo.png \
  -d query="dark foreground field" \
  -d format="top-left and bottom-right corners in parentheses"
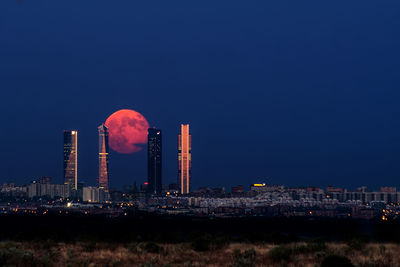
top-left (1, 212), bottom-right (400, 243)
top-left (1, 212), bottom-right (400, 266)
top-left (0, 241), bottom-right (398, 266)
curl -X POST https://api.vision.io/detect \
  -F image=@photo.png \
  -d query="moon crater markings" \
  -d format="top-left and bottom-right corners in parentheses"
top-left (105, 109), bottom-right (149, 154)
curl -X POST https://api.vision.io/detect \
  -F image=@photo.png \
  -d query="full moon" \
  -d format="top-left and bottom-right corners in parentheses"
top-left (105, 109), bottom-right (150, 154)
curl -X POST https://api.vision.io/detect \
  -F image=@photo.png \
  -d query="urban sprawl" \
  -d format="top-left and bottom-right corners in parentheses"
top-left (0, 179), bottom-right (398, 221)
top-left (0, 123), bottom-right (397, 221)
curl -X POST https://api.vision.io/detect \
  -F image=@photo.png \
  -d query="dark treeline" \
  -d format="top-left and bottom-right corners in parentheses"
top-left (1, 212), bottom-right (400, 244)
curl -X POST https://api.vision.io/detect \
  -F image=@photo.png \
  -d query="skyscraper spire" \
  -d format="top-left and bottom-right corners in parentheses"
top-left (98, 124), bottom-right (109, 192)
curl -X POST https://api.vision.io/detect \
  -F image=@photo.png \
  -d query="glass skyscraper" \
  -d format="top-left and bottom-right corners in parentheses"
top-left (147, 128), bottom-right (162, 194)
top-left (178, 124), bottom-right (191, 194)
top-left (63, 130), bottom-right (78, 190)
top-left (98, 124), bottom-right (109, 192)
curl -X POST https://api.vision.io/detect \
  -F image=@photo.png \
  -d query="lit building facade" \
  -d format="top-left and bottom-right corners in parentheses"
top-left (178, 124), bottom-right (191, 194)
top-left (98, 124), bottom-right (109, 192)
top-left (147, 128), bottom-right (162, 194)
top-left (64, 130), bottom-right (78, 190)
top-left (28, 180), bottom-right (71, 198)
top-left (83, 186), bottom-right (106, 203)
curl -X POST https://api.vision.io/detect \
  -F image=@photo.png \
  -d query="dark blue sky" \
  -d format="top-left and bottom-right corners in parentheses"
top-left (1, 1), bottom-right (400, 190)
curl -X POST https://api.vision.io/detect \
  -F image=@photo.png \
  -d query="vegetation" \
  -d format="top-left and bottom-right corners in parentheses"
top-left (0, 214), bottom-right (399, 265)
top-left (190, 234), bottom-right (230, 251)
top-left (232, 248), bottom-right (257, 267)
top-left (0, 241), bottom-right (398, 266)
top-left (320, 255), bottom-right (354, 267)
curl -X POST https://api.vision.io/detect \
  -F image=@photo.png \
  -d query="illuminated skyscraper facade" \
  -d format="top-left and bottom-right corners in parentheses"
top-left (178, 124), bottom-right (191, 194)
top-left (98, 124), bottom-right (109, 192)
top-left (63, 130), bottom-right (78, 190)
top-left (147, 128), bottom-right (162, 194)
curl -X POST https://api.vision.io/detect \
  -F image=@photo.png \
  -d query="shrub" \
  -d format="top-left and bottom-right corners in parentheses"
top-left (291, 244), bottom-right (308, 254)
top-left (140, 242), bottom-right (163, 253)
top-left (315, 251), bottom-right (327, 259)
top-left (379, 244), bottom-right (386, 254)
top-left (306, 241), bottom-right (327, 252)
top-left (232, 248), bottom-right (242, 259)
top-left (320, 255), bottom-right (354, 267)
top-left (191, 236), bottom-right (211, 252)
top-left (37, 240), bottom-right (56, 251)
top-left (82, 241), bottom-right (97, 252)
top-left (233, 248), bottom-right (257, 267)
top-left (0, 241), bottom-right (18, 250)
top-left (127, 242), bottom-right (139, 253)
top-left (212, 235), bottom-right (230, 250)
top-left (190, 235), bottom-right (230, 252)
top-left (292, 241), bottom-right (326, 255)
top-left (268, 245), bottom-right (292, 262)
top-left (49, 248), bottom-right (61, 261)
top-left (40, 253), bottom-right (53, 267)
top-left (111, 260), bottom-right (122, 267)
top-left (66, 248), bottom-right (77, 259)
top-left (346, 239), bottom-right (366, 251)
top-left (0, 246), bottom-right (38, 267)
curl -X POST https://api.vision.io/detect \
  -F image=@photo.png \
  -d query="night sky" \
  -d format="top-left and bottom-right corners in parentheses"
top-left (1, 1), bottom-right (400, 190)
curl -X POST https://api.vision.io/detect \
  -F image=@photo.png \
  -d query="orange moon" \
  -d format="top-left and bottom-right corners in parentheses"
top-left (105, 109), bottom-right (149, 154)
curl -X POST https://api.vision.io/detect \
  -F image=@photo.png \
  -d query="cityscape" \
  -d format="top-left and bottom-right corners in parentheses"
top-left (2, 0), bottom-right (400, 266)
top-left (0, 117), bottom-right (398, 222)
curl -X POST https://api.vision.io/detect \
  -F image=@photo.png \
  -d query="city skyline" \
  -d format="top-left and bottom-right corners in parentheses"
top-left (59, 122), bottom-right (193, 191)
top-left (98, 124), bottom-right (109, 192)
top-left (2, 118), bottom-right (400, 191)
top-left (2, 1), bottom-right (400, 266)
top-left (2, 1), bottom-right (400, 190)
top-left (3, 118), bottom-right (400, 191)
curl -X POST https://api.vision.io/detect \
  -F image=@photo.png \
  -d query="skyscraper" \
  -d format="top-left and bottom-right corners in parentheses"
top-left (147, 128), bottom-right (162, 194)
top-left (63, 130), bottom-right (78, 190)
top-left (178, 124), bottom-right (191, 194)
top-left (98, 124), bottom-right (109, 192)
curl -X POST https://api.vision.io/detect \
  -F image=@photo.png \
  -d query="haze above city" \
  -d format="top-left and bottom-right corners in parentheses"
top-left (1, 1), bottom-right (400, 189)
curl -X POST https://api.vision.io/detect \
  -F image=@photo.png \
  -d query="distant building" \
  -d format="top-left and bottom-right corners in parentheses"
top-left (64, 130), bottom-right (78, 190)
top-left (178, 124), bottom-right (191, 194)
top-left (28, 181), bottom-right (39, 198)
top-left (193, 187), bottom-right (226, 197)
top-left (231, 185), bottom-right (244, 196)
top-left (357, 186), bottom-right (368, 192)
top-left (326, 186), bottom-right (345, 193)
top-left (0, 183), bottom-right (27, 197)
top-left (306, 187), bottom-right (321, 192)
top-left (147, 128), bottom-right (162, 194)
top-left (98, 124), bottom-right (109, 192)
top-left (40, 177), bottom-right (51, 184)
top-left (250, 183), bottom-right (284, 193)
top-left (109, 188), bottom-right (123, 202)
top-left (352, 206), bottom-right (376, 220)
top-left (232, 185), bottom-right (244, 193)
top-left (168, 183), bottom-right (178, 190)
top-left (28, 180), bottom-right (70, 198)
top-left (83, 186), bottom-right (106, 203)
top-left (140, 182), bottom-right (149, 192)
top-left (72, 182), bottom-right (85, 200)
top-left (380, 187), bottom-right (396, 193)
